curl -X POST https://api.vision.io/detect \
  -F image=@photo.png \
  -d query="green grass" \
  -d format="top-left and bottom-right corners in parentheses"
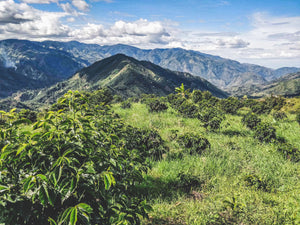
top-left (113, 103), bottom-right (300, 224)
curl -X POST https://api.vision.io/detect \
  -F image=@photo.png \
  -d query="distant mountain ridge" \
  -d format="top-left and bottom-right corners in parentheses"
top-left (0, 39), bottom-right (299, 99)
top-left (4, 54), bottom-right (227, 109)
top-left (253, 72), bottom-right (300, 97)
top-left (37, 41), bottom-right (300, 89)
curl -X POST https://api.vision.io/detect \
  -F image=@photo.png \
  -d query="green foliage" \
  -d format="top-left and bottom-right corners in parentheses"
top-left (172, 173), bottom-right (203, 193)
top-left (0, 90), bottom-right (152, 225)
top-left (177, 100), bottom-right (198, 118)
top-left (244, 174), bottom-right (269, 192)
top-left (177, 133), bottom-right (210, 155)
top-left (18, 109), bottom-right (38, 123)
top-left (272, 111), bottom-right (287, 121)
top-left (265, 95), bottom-right (286, 111)
top-left (254, 122), bottom-right (277, 143)
top-left (219, 97), bottom-right (242, 114)
top-left (120, 126), bottom-right (167, 161)
top-left (277, 142), bottom-right (300, 162)
top-left (167, 93), bottom-right (185, 108)
top-left (296, 111), bottom-right (300, 125)
top-left (145, 98), bottom-right (168, 113)
top-left (242, 112), bottom-right (261, 129)
top-left (191, 90), bottom-right (203, 103)
top-left (121, 100), bottom-right (132, 109)
top-left (198, 107), bottom-right (224, 131)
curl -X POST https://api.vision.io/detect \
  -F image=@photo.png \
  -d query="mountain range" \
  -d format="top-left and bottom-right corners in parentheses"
top-left (2, 54), bottom-right (226, 110)
top-left (0, 39), bottom-right (299, 99)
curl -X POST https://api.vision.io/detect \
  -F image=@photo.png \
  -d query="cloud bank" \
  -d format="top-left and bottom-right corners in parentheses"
top-left (0, 1), bottom-right (299, 68)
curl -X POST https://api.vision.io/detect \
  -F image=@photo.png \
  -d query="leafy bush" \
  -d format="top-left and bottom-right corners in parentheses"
top-left (296, 111), bottom-right (300, 125)
top-left (177, 133), bottom-right (210, 155)
top-left (265, 95), bottom-right (286, 111)
top-left (174, 173), bottom-right (203, 193)
top-left (177, 100), bottom-right (198, 118)
top-left (244, 174), bottom-right (270, 192)
top-left (120, 126), bottom-right (167, 161)
top-left (242, 112), bottom-right (261, 129)
top-left (277, 143), bottom-right (300, 162)
top-left (250, 101), bottom-right (272, 115)
top-left (272, 111), bottom-right (287, 121)
top-left (167, 93), bottom-right (185, 108)
top-left (0, 91), bottom-right (151, 225)
top-left (146, 98), bottom-right (168, 113)
top-left (18, 109), bottom-right (38, 122)
top-left (219, 97), bottom-right (241, 114)
top-left (198, 107), bottom-right (224, 131)
top-left (121, 99), bottom-right (132, 109)
top-left (191, 90), bottom-right (203, 103)
top-left (254, 122), bottom-right (277, 143)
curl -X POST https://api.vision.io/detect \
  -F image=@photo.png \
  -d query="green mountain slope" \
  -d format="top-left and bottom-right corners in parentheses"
top-left (8, 54), bottom-right (227, 108)
top-left (253, 72), bottom-right (300, 97)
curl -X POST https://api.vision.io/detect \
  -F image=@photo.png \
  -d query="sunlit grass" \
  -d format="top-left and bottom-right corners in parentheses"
top-left (113, 102), bottom-right (300, 224)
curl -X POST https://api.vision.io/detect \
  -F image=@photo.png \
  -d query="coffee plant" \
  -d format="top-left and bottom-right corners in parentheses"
top-left (146, 98), bottom-right (168, 113)
top-left (0, 90), bottom-right (152, 225)
top-left (121, 99), bottom-right (132, 109)
top-left (253, 122), bottom-right (277, 143)
top-left (198, 107), bottom-right (224, 131)
top-left (177, 133), bottom-right (210, 155)
top-left (272, 111), bottom-right (287, 121)
top-left (242, 112), bottom-right (261, 130)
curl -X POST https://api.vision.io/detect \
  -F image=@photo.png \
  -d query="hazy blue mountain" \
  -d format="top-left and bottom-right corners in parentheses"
top-left (0, 39), bottom-right (299, 98)
top-left (0, 39), bottom-right (86, 87)
top-left (35, 40), bottom-right (300, 90)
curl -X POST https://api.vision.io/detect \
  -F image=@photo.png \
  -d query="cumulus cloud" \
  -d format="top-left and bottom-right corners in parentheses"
top-left (0, 0), bottom-right (69, 38)
top-left (216, 38), bottom-right (249, 48)
top-left (71, 0), bottom-right (89, 11)
top-left (21, 0), bottom-right (59, 3)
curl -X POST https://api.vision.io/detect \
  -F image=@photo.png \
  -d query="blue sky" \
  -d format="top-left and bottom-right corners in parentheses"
top-left (1, 0), bottom-right (300, 68)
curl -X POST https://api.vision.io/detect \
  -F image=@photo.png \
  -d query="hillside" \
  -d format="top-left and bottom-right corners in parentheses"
top-left (253, 72), bottom-right (300, 97)
top-left (9, 54), bottom-right (227, 108)
top-left (1, 39), bottom-right (299, 97)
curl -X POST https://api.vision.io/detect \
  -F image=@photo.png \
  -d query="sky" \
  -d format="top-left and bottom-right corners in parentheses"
top-left (0, 0), bottom-right (299, 68)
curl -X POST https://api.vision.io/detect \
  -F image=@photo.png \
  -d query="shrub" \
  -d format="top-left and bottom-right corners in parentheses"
top-left (18, 109), bottom-right (37, 122)
top-left (146, 98), bottom-right (168, 113)
top-left (175, 173), bottom-right (203, 193)
top-left (198, 107), bottom-right (224, 131)
top-left (191, 90), bottom-right (203, 103)
top-left (277, 142), bottom-right (300, 162)
top-left (219, 97), bottom-right (241, 114)
top-left (120, 126), bottom-right (167, 161)
top-left (296, 111), bottom-right (300, 125)
top-left (242, 112), bottom-right (261, 129)
top-left (265, 95), bottom-right (286, 111)
top-left (254, 122), bottom-right (277, 143)
top-left (244, 174), bottom-right (269, 192)
top-left (0, 91), bottom-right (151, 225)
top-left (177, 133), bottom-right (210, 155)
top-left (250, 101), bottom-right (272, 114)
top-left (272, 111), bottom-right (287, 121)
top-left (167, 93), bottom-right (185, 108)
top-left (121, 100), bottom-right (132, 109)
top-left (177, 100), bottom-right (198, 118)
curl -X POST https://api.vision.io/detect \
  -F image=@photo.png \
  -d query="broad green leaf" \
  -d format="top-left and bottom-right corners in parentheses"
top-left (37, 174), bottom-right (48, 183)
top-left (69, 207), bottom-right (78, 225)
top-left (0, 185), bottom-right (9, 193)
top-left (16, 143), bottom-right (27, 156)
top-left (12, 118), bottom-right (32, 126)
top-left (77, 203), bottom-right (92, 213)
top-left (48, 217), bottom-right (58, 225)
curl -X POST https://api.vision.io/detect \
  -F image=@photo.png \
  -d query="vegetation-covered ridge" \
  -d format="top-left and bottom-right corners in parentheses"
top-left (0, 86), bottom-right (300, 224)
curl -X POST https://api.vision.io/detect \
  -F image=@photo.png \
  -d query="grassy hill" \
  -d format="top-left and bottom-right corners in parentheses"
top-left (113, 99), bottom-right (300, 224)
top-left (0, 89), bottom-right (299, 224)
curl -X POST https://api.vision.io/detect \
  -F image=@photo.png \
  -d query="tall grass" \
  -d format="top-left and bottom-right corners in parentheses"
top-left (113, 102), bottom-right (300, 224)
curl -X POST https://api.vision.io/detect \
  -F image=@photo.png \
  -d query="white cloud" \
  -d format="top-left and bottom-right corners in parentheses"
top-left (21, 0), bottom-right (59, 3)
top-left (0, 0), bottom-right (69, 38)
top-left (71, 0), bottom-right (89, 11)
